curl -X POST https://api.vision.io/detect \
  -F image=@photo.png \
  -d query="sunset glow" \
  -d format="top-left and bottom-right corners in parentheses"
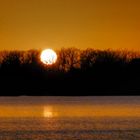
top-left (0, 0), bottom-right (140, 139)
top-left (0, 0), bottom-right (140, 50)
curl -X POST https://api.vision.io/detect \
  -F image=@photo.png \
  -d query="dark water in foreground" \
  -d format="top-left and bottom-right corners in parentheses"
top-left (0, 96), bottom-right (140, 140)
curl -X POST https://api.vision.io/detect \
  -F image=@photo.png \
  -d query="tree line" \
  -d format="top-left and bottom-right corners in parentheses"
top-left (0, 48), bottom-right (139, 73)
top-left (0, 48), bottom-right (140, 95)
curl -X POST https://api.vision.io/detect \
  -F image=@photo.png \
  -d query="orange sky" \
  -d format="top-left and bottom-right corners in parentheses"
top-left (0, 0), bottom-right (140, 51)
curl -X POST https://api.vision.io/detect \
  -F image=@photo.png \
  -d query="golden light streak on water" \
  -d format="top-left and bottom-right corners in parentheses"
top-left (0, 104), bottom-right (140, 118)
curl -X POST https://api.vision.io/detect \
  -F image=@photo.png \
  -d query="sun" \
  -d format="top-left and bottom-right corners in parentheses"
top-left (40, 49), bottom-right (57, 65)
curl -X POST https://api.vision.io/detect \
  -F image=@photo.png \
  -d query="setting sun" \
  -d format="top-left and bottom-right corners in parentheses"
top-left (40, 49), bottom-right (57, 65)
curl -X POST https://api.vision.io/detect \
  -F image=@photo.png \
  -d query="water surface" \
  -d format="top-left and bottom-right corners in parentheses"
top-left (0, 96), bottom-right (140, 140)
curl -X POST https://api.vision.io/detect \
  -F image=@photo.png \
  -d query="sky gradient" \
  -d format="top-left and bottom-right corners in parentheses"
top-left (0, 0), bottom-right (140, 50)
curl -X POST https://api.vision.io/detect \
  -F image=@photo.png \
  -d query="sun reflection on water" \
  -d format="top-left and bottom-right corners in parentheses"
top-left (43, 106), bottom-right (57, 118)
top-left (0, 96), bottom-right (140, 118)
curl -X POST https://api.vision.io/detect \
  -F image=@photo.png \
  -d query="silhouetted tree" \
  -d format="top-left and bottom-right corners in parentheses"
top-left (58, 48), bottom-right (80, 72)
top-left (1, 51), bottom-right (22, 74)
top-left (80, 49), bottom-right (98, 70)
